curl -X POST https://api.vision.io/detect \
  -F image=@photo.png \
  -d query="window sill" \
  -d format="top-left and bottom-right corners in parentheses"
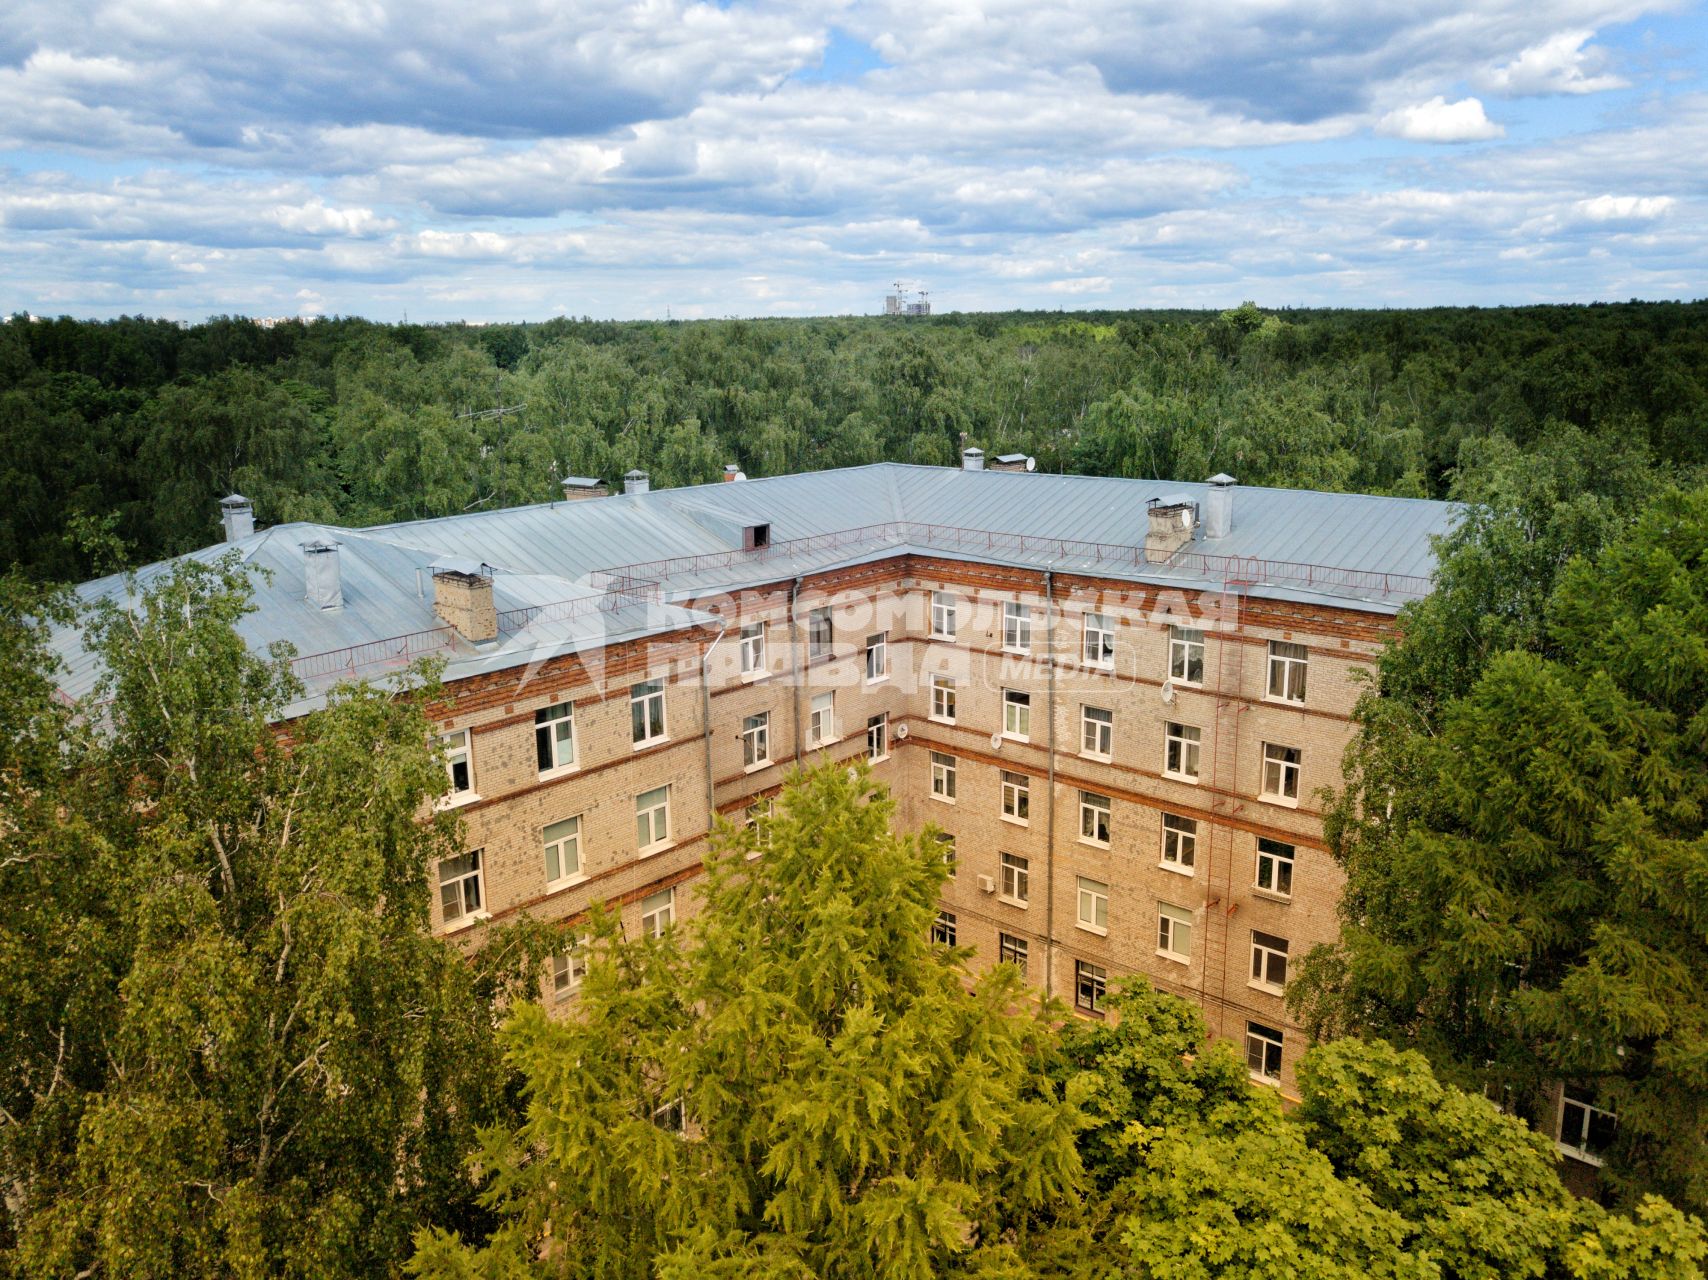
top-left (637, 841), bottom-right (674, 859)
top-left (1263, 694), bottom-right (1307, 708)
top-left (1002, 733), bottom-right (1030, 745)
top-left (1250, 1072), bottom-right (1282, 1088)
top-left (998, 896), bottom-right (1029, 910)
top-left (930, 793), bottom-right (956, 805)
top-left (538, 763), bottom-right (580, 782)
top-left (1000, 814), bottom-right (1029, 828)
top-left (1080, 751), bottom-right (1112, 764)
top-left (740, 670), bottom-right (771, 685)
top-left (1556, 1145), bottom-right (1605, 1168)
top-left (442, 909), bottom-right (491, 934)
top-left (1247, 981), bottom-right (1286, 998)
top-left (1076, 923), bottom-right (1108, 938)
top-left (930, 631), bottom-right (957, 643)
top-left (436, 791), bottom-right (482, 811)
top-left (1259, 794), bottom-right (1300, 810)
top-left (1078, 837), bottom-right (1111, 850)
top-left (743, 760), bottom-right (772, 774)
top-left (1159, 861), bottom-right (1195, 877)
top-left (1170, 679), bottom-right (1204, 691)
top-left (867, 753), bottom-right (890, 765)
top-left (633, 736), bottom-right (670, 752)
top-left (553, 988), bottom-right (577, 1004)
top-left (808, 736), bottom-right (841, 750)
top-left (865, 675), bottom-right (889, 686)
top-left (545, 874), bottom-right (589, 894)
top-left (1001, 647), bottom-right (1032, 658)
top-left (1162, 772), bottom-right (1200, 785)
top-left (1252, 886), bottom-right (1293, 905)
top-left (928, 714), bottom-right (957, 727)
top-left (1156, 950), bottom-right (1191, 966)
top-left (1082, 658), bottom-right (1114, 671)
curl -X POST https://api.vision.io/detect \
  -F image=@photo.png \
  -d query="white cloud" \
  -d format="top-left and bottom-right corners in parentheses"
top-left (1481, 29), bottom-right (1628, 96)
top-left (1376, 96), bottom-right (1504, 142)
top-left (1575, 194), bottom-right (1674, 220)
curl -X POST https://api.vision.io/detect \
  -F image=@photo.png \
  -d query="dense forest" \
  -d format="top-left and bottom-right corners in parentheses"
top-left (4, 301), bottom-right (1706, 580)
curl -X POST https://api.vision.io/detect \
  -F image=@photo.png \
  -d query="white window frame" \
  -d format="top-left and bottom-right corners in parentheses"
top-left (1079, 790), bottom-right (1111, 846)
top-left (543, 815), bottom-right (584, 889)
top-left (929, 751), bottom-right (957, 802)
top-left (534, 702), bottom-right (577, 776)
top-left (936, 830), bottom-right (956, 877)
top-left (1250, 930), bottom-right (1289, 993)
top-left (550, 939), bottom-right (589, 1000)
top-left (931, 909), bottom-right (957, 946)
top-left (630, 679), bottom-right (667, 747)
top-left (441, 729), bottom-right (475, 801)
top-left (930, 590), bottom-right (958, 640)
top-left (1083, 612), bottom-right (1115, 667)
top-left (929, 674), bottom-right (957, 723)
top-left (1557, 1089), bottom-right (1617, 1166)
top-left (739, 622), bottom-right (767, 677)
top-left (1164, 721), bottom-right (1202, 782)
top-left (1002, 600), bottom-right (1032, 653)
top-left (807, 606), bottom-right (833, 660)
top-left (639, 886), bottom-right (675, 938)
top-left (1080, 705), bottom-right (1112, 759)
top-left (1261, 742), bottom-right (1301, 806)
top-left (999, 851), bottom-right (1030, 905)
top-left (866, 712), bottom-right (888, 762)
top-left (1077, 877), bottom-right (1109, 935)
top-left (1246, 1021), bottom-right (1284, 1083)
top-left (1002, 688), bottom-right (1031, 741)
top-left (998, 931), bottom-right (1028, 974)
top-left (1075, 960), bottom-right (1108, 1014)
top-left (742, 711), bottom-right (771, 770)
top-left (1157, 901), bottom-right (1193, 964)
top-left (1256, 838), bottom-right (1295, 898)
top-left (808, 692), bottom-right (836, 746)
top-left (864, 631), bottom-right (888, 682)
top-left (1168, 625), bottom-right (1204, 686)
top-left (1000, 769), bottom-right (1030, 824)
top-left (635, 785), bottom-right (671, 855)
top-left (438, 849), bottom-right (484, 925)
top-left (1267, 640), bottom-right (1309, 704)
top-left (1161, 812), bottom-right (1197, 873)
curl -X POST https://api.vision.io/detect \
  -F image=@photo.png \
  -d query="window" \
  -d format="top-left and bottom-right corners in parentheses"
top-left (930, 751), bottom-right (957, 801)
top-left (1003, 601), bottom-right (1031, 652)
top-left (809, 692), bottom-right (836, 746)
top-left (1261, 743), bottom-right (1301, 804)
top-left (630, 679), bottom-right (667, 746)
top-left (652, 1097), bottom-right (685, 1133)
top-left (1169, 626), bottom-right (1205, 684)
top-left (635, 785), bottom-right (671, 853)
top-left (931, 590), bottom-right (958, 640)
top-left (1256, 838), bottom-right (1295, 898)
top-left (998, 932), bottom-right (1028, 974)
top-left (1558, 1089), bottom-right (1617, 1165)
top-left (1000, 851), bottom-right (1030, 905)
top-left (1002, 689), bottom-right (1031, 740)
top-left (865, 632), bottom-right (888, 681)
top-left (1164, 722), bottom-right (1201, 781)
top-left (1250, 930), bottom-right (1289, 992)
top-left (1083, 612), bottom-right (1115, 666)
top-left (1077, 877), bottom-right (1109, 933)
top-left (1157, 901), bottom-right (1193, 963)
top-left (931, 910), bottom-right (957, 946)
top-left (929, 675), bottom-right (957, 723)
top-left (744, 797), bottom-right (775, 852)
top-left (1000, 770), bottom-right (1030, 823)
top-left (1079, 790), bottom-right (1111, 845)
top-left (1267, 640), bottom-right (1308, 703)
top-left (1161, 813), bottom-right (1197, 871)
top-left (808, 606), bottom-right (833, 660)
top-left (550, 942), bottom-right (588, 999)
top-left (1075, 960), bottom-right (1108, 1014)
top-left (1081, 705), bottom-right (1112, 758)
top-left (1246, 1021), bottom-right (1284, 1082)
top-left (442, 729), bottom-right (474, 798)
top-left (739, 622), bottom-right (766, 676)
top-left (640, 886), bottom-right (674, 938)
top-left (534, 703), bottom-right (576, 774)
top-left (543, 816), bottom-right (582, 887)
top-left (438, 849), bottom-right (483, 924)
top-left (936, 830), bottom-right (956, 878)
top-left (866, 712), bottom-right (888, 761)
top-left (742, 712), bottom-right (771, 769)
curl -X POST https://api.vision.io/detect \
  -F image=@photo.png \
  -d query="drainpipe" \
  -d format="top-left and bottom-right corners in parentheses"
top-left (1043, 568), bottom-right (1058, 1000)
top-left (700, 620), bottom-right (729, 821)
top-left (788, 576), bottom-right (804, 764)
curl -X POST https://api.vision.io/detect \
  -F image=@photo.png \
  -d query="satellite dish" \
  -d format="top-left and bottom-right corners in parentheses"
top-left (1160, 680), bottom-right (1175, 705)
top-left (1025, 456), bottom-right (1037, 472)
top-left (990, 731), bottom-right (1005, 750)
top-left (894, 723), bottom-right (910, 741)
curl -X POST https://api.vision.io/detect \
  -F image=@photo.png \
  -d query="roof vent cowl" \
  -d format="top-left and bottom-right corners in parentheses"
top-left (219, 493), bottom-right (254, 543)
top-left (624, 469), bottom-right (650, 495)
top-left (303, 540), bottom-right (342, 612)
top-left (1203, 473), bottom-right (1236, 540)
top-left (961, 448), bottom-right (985, 471)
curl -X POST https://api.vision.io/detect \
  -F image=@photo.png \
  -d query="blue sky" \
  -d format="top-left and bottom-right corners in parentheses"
top-left (1, 0), bottom-right (1703, 321)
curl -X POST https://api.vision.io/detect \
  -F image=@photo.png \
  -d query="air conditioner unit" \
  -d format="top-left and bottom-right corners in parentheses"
top-left (977, 874), bottom-right (996, 894)
top-left (894, 723), bottom-right (910, 741)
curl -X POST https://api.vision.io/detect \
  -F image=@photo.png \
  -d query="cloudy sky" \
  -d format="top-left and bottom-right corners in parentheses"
top-left (2, 0), bottom-right (1703, 321)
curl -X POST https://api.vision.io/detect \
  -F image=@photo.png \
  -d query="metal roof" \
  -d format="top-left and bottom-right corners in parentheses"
top-left (49, 464), bottom-right (1458, 708)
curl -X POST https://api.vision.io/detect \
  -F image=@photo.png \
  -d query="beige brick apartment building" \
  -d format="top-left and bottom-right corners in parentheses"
top-left (59, 456), bottom-right (1455, 1093)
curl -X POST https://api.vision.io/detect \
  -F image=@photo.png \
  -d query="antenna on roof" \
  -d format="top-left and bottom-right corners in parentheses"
top-left (456, 371), bottom-right (525, 509)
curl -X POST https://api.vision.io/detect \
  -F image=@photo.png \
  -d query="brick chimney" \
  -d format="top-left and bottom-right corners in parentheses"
top-left (1144, 496), bottom-right (1197, 564)
top-left (561, 476), bottom-right (608, 501)
top-left (432, 562), bottom-right (498, 643)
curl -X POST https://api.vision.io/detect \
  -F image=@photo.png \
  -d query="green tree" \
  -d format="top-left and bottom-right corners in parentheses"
top-left (412, 762), bottom-right (1088, 1279)
top-left (0, 558), bottom-right (544, 1278)
top-left (1296, 487), bottom-right (1708, 1211)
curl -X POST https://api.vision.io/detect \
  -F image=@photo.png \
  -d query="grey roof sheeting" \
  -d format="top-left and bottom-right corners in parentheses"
top-left (50, 464), bottom-right (1457, 707)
